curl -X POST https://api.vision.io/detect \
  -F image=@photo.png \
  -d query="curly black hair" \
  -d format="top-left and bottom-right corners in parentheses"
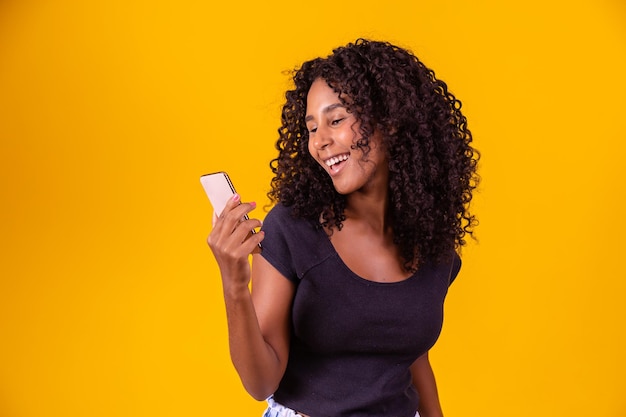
top-left (268, 39), bottom-right (479, 270)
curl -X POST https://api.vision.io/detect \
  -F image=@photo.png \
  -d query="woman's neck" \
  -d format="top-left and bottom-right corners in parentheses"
top-left (344, 188), bottom-right (390, 235)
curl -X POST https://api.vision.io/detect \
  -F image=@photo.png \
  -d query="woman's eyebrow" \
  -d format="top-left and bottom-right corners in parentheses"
top-left (305, 103), bottom-right (345, 122)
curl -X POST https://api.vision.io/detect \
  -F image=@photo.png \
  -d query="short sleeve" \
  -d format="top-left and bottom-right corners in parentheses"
top-left (259, 204), bottom-right (334, 284)
top-left (449, 253), bottom-right (462, 285)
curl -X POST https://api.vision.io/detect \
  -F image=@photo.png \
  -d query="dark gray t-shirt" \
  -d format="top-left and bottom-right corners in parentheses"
top-left (260, 204), bottom-right (461, 417)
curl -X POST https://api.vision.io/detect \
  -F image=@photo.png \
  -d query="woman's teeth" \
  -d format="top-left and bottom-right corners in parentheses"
top-left (325, 154), bottom-right (349, 168)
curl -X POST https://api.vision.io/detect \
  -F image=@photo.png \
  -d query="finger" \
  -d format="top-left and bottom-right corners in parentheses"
top-left (209, 194), bottom-right (242, 239)
top-left (228, 217), bottom-right (263, 247)
top-left (248, 230), bottom-right (264, 255)
top-left (220, 193), bottom-right (243, 219)
top-left (214, 223), bottom-right (263, 261)
top-left (241, 231), bottom-right (265, 256)
top-left (222, 202), bottom-right (258, 232)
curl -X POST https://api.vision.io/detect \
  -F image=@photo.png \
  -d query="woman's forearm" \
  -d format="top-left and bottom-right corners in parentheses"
top-left (222, 282), bottom-right (285, 400)
top-left (411, 352), bottom-right (444, 417)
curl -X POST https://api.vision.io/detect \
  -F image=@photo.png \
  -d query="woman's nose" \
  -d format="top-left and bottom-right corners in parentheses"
top-left (312, 125), bottom-right (332, 150)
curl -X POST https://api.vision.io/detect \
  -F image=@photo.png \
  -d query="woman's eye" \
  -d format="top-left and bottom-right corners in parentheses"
top-left (308, 127), bottom-right (317, 134)
top-left (331, 118), bottom-right (345, 126)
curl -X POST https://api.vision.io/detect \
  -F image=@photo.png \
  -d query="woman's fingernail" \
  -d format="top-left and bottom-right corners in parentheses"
top-left (232, 193), bottom-right (240, 202)
top-left (250, 201), bottom-right (257, 208)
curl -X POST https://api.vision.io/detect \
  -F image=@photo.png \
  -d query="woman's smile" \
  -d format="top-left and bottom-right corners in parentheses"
top-left (324, 153), bottom-right (350, 174)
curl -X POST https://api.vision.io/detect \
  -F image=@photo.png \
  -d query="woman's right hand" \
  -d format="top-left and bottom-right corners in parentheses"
top-left (207, 193), bottom-right (264, 293)
top-left (207, 195), bottom-right (293, 400)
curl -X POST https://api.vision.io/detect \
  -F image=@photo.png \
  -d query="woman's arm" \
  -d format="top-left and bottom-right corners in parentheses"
top-left (410, 351), bottom-right (444, 417)
top-left (207, 195), bottom-right (293, 400)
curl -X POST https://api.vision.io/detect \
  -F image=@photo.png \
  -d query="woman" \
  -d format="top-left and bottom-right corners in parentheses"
top-left (208, 39), bottom-right (479, 417)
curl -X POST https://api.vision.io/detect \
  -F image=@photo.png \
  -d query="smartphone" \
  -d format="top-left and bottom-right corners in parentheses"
top-left (200, 171), bottom-right (259, 241)
top-left (200, 171), bottom-right (240, 217)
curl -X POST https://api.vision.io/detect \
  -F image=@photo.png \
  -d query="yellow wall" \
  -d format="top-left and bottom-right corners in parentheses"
top-left (1, 1), bottom-right (624, 416)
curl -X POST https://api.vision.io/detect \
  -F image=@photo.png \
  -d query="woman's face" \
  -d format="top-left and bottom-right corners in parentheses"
top-left (305, 78), bottom-right (388, 196)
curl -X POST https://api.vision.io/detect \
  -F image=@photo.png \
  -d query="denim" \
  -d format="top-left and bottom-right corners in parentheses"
top-left (262, 396), bottom-right (421, 417)
top-left (262, 396), bottom-right (305, 417)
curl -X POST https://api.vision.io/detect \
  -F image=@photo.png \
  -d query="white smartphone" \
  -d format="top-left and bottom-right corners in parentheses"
top-left (200, 171), bottom-right (240, 217)
top-left (200, 171), bottom-right (259, 242)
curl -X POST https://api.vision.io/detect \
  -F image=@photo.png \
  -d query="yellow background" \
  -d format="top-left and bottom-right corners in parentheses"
top-left (1, 0), bottom-right (624, 416)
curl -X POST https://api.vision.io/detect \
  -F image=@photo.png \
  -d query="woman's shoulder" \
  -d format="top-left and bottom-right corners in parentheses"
top-left (260, 203), bottom-right (332, 281)
top-left (262, 204), bottom-right (323, 247)
top-left (265, 202), bottom-right (292, 219)
top-left (264, 203), bottom-right (315, 229)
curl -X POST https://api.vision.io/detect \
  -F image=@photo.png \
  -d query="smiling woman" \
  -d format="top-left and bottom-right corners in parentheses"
top-left (206, 39), bottom-right (478, 417)
top-left (2, 0), bottom-right (625, 416)
top-left (270, 39), bottom-right (479, 271)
